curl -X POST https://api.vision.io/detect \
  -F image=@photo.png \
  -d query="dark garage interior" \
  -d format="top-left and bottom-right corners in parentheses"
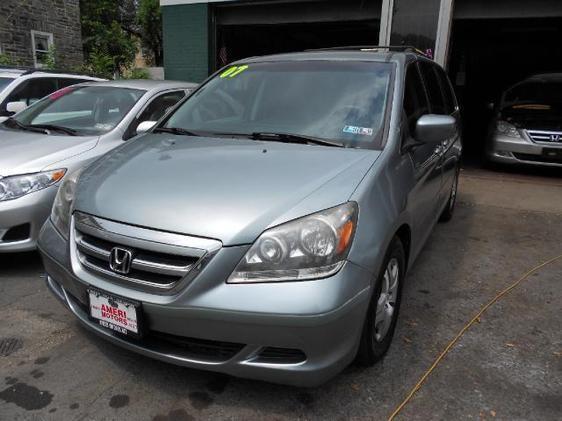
top-left (448, 1), bottom-right (562, 163)
top-left (212, 0), bottom-right (381, 68)
top-left (216, 20), bottom-right (380, 65)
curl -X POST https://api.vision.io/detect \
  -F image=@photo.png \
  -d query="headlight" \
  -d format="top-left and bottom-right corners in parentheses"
top-left (0, 169), bottom-right (66, 202)
top-left (496, 120), bottom-right (521, 138)
top-left (51, 169), bottom-right (83, 239)
top-left (228, 202), bottom-right (358, 283)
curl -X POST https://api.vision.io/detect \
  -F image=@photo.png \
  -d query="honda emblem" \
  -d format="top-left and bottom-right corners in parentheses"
top-left (109, 247), bottom-right (133, 274)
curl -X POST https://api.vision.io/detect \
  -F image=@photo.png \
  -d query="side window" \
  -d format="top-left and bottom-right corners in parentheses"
top-left (6, 78), bottom-right (58, 106)
top-left (419, 61), bottom-right (446, 115)
top-left (125, 90), bottom-right (186, 139)
top-left (403, 63), bottom-right (430, 135)
top-left (137, 91), bottom-right (186, 123)
top-left (434, 66), bottom-right (456, 114)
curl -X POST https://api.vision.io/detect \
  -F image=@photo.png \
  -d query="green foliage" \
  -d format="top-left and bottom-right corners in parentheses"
top-left (0, 53), bottom-right (15, 66)
top-left (137, 0), bottom-right (163, 66)
top-left (43, 45), bottom-right (57, 70)
top-left (80, 0), bottom-right (137, 77)
top-left (123, 67), bottom-right (151, 79)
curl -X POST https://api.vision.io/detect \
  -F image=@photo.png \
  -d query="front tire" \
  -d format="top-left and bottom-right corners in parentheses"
top-left (356, 237), bottom-right (405, 366)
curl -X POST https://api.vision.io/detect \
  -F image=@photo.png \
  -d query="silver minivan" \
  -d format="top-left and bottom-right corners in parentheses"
top-left (38, 48), bottom-right (462, 386)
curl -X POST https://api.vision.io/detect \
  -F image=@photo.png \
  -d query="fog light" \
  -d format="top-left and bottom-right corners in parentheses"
top-left (495, 150), bottom-right (513, 157)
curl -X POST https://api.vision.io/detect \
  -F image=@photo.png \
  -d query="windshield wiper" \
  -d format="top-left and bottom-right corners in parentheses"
top-left (29, 124), bottom-right (78, 136)
top-left (153, 127), bottom-right (201, 136)
top-left (251, 132), bottom-right (344, 148)
top-left (3, 118), bottom-right (49, 134)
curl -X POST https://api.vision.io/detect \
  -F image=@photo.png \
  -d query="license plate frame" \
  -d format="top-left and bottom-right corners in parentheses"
top-left (87, 288), bottom-right (143, 339)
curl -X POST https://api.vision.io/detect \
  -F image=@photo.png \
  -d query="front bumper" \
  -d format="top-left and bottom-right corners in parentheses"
top-left (0, 185), bottom-right (57, 252)
top-left (38, 219), bottom-right (373, 387)
top-left (487, 132), bottom-right (562, 168)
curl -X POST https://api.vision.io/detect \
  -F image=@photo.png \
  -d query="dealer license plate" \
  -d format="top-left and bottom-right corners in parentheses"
top-left (88, 289), bottom-right (141, 337)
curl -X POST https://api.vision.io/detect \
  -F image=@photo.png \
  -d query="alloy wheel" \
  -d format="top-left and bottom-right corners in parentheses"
top-left (374, 257), bottom-right (400, 342)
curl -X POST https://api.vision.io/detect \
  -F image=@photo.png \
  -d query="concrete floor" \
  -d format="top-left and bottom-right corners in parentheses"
top-left (1, 166), bottom-right (561, 420)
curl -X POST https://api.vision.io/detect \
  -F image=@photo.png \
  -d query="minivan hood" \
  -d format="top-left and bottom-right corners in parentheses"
top-left (76, 134), bottom-right (380, 245)
top-left (0, 128), bottom-right (98, 176)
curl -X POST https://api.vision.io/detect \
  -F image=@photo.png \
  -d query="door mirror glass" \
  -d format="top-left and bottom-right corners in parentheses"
top-left (136, 120), bottom-right (157, 134)
top-left (415, 114), bottom-right (456, 144)
top-left (6, 101), bottom-right (27, 114)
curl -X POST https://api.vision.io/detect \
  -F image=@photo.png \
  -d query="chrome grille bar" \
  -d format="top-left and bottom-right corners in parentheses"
top-left (71, 212), bottom-right (222, 293)
top-left (527, 130), bottom-right (562, 144)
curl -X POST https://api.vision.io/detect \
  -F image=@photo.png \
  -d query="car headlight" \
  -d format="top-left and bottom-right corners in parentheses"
top-left (496, 120), bottom-right (521, 138)
top-left (228, 202), bottom-right (358, 283)
top-left (0, 169), bottom-right (66, 202)
top-left (51, 169), bottom-right (83, 239)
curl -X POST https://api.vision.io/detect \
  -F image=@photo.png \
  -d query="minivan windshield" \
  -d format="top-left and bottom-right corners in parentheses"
top-left (5, 85), bottom-right (145, 136)
top-left (164, 61), bottom-right (393, 149)
top-left (503, 80), bottom-right (562, 108)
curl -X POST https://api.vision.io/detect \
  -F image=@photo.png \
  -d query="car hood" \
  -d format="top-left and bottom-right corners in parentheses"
top-left (75, 134), bottom-right (381, 246)
top-left (0, 128), bottom-right (98, 176)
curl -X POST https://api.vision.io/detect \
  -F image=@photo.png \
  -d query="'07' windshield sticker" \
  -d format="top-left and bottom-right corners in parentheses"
top-left (343, 125), bottom-right (374, 136)
top-left (220, 65), bottom-right (249, 78)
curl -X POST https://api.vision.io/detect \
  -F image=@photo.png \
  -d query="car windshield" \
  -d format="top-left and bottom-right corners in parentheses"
top-left (0, 77), bottom-right (15, 91)
top-left (7, 85), bottom-right (145, 136)
top-left (164, 61), bottom-right (393, 149)
top-left (503, 80), bottom-right (562, 108)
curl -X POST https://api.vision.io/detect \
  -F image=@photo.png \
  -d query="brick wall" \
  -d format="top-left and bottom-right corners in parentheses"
top-left (162, 4), bottom-right (209, 83)
top-left (0, 0), bottom-right (83, 68)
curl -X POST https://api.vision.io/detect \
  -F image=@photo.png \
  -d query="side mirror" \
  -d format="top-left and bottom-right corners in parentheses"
top-left (136, 120), bottom-right (157, 134)
top-left (487, 102), bottom-right (495, 111)
top-left (415, 114), bottom-right (456, 144)
top-left (6, 101), bottom-right (27, 115)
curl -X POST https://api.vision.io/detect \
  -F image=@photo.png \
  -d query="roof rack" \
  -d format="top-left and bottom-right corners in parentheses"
top-left (0, 64), bottom-right (95, 77)
top-left (305, 45), bottom-right (430, 57)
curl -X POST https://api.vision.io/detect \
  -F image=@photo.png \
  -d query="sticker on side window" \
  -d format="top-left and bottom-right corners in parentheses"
top-left (343, 126), bottom-right (373, 136)
top-left (220, 65), bottom-right (249, 78)
top-left (49, 86), bottom-right (74, 100)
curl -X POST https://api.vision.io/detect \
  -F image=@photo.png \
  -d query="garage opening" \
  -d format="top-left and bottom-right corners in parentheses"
top-left (212, 0), bottom-right (381, 69)
top-left (448, 13), bottom-right (562, 163)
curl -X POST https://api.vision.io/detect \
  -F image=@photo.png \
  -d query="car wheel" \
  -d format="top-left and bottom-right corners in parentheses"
top-left (356, 237), bottom-right (405, 366)
top-left (439, 166), bottom-right (460, 222)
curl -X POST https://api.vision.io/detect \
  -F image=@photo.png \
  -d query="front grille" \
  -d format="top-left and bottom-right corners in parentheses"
top-left (76, 230), bottom-right (198, 288)
top-left (513, 152), bottom-right (562, 164)
top-left (527, 130), bottom-right (562, 144)
top-left (254, 347), bottom-right (307, 364)
top-left (72, 212), bottom-right (221, 292)
top-left (147, 332), bottom-right (245, 362)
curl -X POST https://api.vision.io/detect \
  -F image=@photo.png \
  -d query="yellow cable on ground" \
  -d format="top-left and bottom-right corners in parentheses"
top-left (388, 253), bottom-right (562, 421)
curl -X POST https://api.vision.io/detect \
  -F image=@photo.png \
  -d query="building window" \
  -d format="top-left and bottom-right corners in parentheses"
top-left (31, 30), bottom-right (54, 68)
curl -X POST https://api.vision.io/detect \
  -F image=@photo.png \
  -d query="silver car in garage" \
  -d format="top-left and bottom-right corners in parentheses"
top-left (0, 80), bottom-right (196, 252)
top-left (38, 48), bottom-right (462, 386)
top-left (487, 73), bottom-right (562, 167)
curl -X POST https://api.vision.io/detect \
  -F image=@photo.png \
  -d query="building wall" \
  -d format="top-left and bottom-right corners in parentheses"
top-left (0, 0), bottom-right (83, 68)
top-left (162, 4), bottom-right (209, 82)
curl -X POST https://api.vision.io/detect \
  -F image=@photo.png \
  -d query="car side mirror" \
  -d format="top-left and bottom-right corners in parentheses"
top-left (487, 102), bottom-right (495, 111)
top-left (6, 101), bottom-right (27, 115)
top-left (415, 114), bottom-right (456, 144)
top-left (136, 120), bottom-right (157, 134)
